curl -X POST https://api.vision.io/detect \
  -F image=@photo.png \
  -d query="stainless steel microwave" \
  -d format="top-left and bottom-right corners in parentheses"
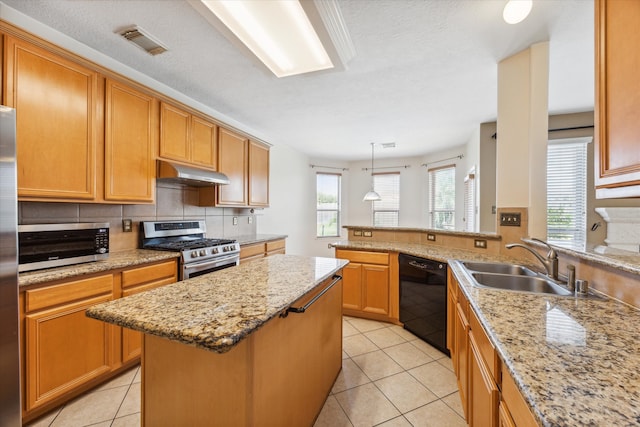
top-left (18, 223), bottom-right (109, 272)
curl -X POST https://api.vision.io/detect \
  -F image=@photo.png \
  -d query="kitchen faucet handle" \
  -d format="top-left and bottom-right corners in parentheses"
top-left (531, 238), bottom-right (557, 259)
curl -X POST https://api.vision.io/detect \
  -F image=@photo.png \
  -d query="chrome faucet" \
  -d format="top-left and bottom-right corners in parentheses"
top-left (505, 238), bottom-right (559, 280)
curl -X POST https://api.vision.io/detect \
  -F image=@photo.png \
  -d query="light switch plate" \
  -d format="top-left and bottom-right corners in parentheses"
top-left (233, 216), bottom-right (238, 226)
top-left (363, 231), bottom-right (372, 237)
top-left (122, 219), bottom-right (132, 232)
top-left (427, 233), bottom-right (436, 241)
top-left (474, 239), bottom-right (487, 248)
top-left (500, 212), bottom-right (521, 226)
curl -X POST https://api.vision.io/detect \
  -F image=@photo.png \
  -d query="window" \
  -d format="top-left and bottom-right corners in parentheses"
top-left (463, 171), bottom-right (476, 232)
top-left (429, 165), bottom-right (455, 230)
top-left (316, 173), bottom-right (341, 237)
top-left (547, 139), bottom-right (588, 249)
top-left (372, 172), bottom-right (400, 226)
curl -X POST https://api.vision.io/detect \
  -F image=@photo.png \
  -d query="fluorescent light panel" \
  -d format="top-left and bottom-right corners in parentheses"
top-left (201, 0), bottom-right (333, 77)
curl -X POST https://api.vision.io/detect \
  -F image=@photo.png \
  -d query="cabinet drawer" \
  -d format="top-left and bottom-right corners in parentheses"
top-left (122, 260), bottom-right (177, 288)
top-left (470, 308), bottom-right (500, 382)
top-left (501, 365), bottom-right (538, 427)
top-left (335, 250), bottom-right (389, 265)
top-left (266, 240), bottom-right (285, 252)
top-left (26, 274), bottom-right (113, 312)
top-left (240, 243), bottom-right (265, 259)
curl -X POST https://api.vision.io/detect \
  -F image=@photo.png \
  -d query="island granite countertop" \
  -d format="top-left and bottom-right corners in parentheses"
top-left (86, 254), bottom-right (348, 354)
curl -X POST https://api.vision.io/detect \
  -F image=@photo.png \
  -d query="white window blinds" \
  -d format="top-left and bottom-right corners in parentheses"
top-left (429, 165), bottom-right (455, 230)
top-left (547, 139), bottom-right (588, 248)
top-left (372, 172), bottom-right (400, 226)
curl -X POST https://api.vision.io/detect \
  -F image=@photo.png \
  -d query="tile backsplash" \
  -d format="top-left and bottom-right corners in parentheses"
top-left (18, 183), bottom-right (259, 252)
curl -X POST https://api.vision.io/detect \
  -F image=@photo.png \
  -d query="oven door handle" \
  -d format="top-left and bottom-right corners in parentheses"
top-left (280, 274), bottom-right (342, 318)
top-left (185, 253), bottom-right (239, 270)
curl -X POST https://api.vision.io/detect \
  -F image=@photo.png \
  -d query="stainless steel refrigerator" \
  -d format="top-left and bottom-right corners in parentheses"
top-left (0, 105), bottom-right (21, 426)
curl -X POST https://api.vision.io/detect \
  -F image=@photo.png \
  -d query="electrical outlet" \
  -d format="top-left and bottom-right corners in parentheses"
top-left (427, 233), bottom-right (436, 241)
top-left (248, 216), bottom-right (253, 224)
top-left (122, 219), bottom-right (132, 232)
top-left (233, 216), bottom-right (238, 226)
top-left (500, 212), bottom-right (521, 226)
top-left (353, 230), bottom-right (362, 236)
top-left (474, 239), bottom-right (487, 249)
top-left (363, 231), bottom-right (373, 237)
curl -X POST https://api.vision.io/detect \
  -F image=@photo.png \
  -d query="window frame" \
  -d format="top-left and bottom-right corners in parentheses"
top-left (315, 172), bottom-right (342, 238)
top-left (463, 170), bottom-right (476, 232)
top-left (428, 164), bottom-right (456, 230)
top-left (371, 172), bottom-right (400, 227)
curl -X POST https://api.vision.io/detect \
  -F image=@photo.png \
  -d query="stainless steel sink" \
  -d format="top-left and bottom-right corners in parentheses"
top-left (471, 272), bottom-right (573, 296)
top-left (462, 261), bottom-right (538, 276)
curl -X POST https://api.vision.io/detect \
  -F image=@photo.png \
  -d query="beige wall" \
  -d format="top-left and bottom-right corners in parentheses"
top-left (496, 42), bottom-right (550, 239)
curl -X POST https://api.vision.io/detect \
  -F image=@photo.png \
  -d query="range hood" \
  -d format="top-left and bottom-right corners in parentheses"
top-left (157, 160), bottom-right (230, 186)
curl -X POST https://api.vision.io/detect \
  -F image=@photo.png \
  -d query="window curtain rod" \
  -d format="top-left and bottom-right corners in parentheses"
top-left (309, 164), bottom-right (349, 171)
top-left (490, 125), bottom-right (594, 140)
top-left (362, 165), bottom-right (411, 171)
top-left (421, 154), bottom-right (463, 168)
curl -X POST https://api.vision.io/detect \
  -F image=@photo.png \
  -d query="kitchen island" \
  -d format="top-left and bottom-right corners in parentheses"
top-left (87, 254), bottom-right (348, 426)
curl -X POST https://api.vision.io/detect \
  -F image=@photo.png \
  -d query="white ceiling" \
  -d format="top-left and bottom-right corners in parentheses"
top-left (0, 0), bottom-right (594, 161)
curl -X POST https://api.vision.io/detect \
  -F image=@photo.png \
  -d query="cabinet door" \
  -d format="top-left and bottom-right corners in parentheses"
top-left (217, 128), bottom-right (248, 206)
top-left (5, 37), bottom-right (98, 200)
top-left (341, 263), bottom-right (363, 311)
top-left (455, 299), bottom-right (469, 420)
top-left (248, 140), bottom-right (270, 207)
top-left (25, 294), bottom-right (113, 410)
top-left (362, 264), bottom-right (389, 315)
top-left (160, 102), bottom-right (190, 163)
top-left (469, 331), bottom-right (499, 427)
top-left (447, 279), bottom-right (457, 374)
top-left (595, 0), bottom-right (640, 198)
top-left (498, 401), bottom-right (516, 427)
top-left (120, 260), bottom-right (177, 363)
top-left (104, 79), bottom-right (156, 202)
top-left (190, 115), bottom-right (217, 168)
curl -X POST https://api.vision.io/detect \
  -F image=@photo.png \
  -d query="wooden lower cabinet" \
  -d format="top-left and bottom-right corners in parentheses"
top-left (142, 273), bottom-right (342, 426)
top-left (447, 273), bottom-right (536, 427)
top-left (20, 258), bottom-right (179, 422)
top-left (23, 275), bottom-right (114, 414)
top-left (120, 260), bottom-right (178, 363)
top-left (335, 249), bottom-right (390, 319)
top-left (239, 239), bottom-right (286, 264)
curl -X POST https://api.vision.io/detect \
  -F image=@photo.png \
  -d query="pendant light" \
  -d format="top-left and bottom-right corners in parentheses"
top-left (363, 143), bottom-right (381, 202)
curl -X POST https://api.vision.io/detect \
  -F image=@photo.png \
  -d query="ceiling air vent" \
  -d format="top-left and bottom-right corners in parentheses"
top-left (118, 26), bottom-right (168, 56)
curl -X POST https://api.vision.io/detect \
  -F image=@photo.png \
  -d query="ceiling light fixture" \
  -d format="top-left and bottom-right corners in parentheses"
top-left (503, 0), bottom-right (533, 25)
top-left (199, 0), bottom-right (333, 77)
top-left (363, 143), bottom-right (381, 202)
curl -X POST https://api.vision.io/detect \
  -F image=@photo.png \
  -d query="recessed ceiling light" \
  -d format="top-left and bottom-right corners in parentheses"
top-left (191, 0), bottom-right (354, 78)
top-left (503, 0), bottom-right (533, 25)
top-left (199, 0), bottom-right (332, 77)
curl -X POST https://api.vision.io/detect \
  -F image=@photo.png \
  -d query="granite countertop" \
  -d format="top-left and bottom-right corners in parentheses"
top-left (19, 249), bottom-right (180, 288)
top-left (341, 225), bottom-right (502, 240)
top-left (330, 240), bottom-right (525, 265)
top-left (449, 261), bottom-right (640, 427)
top-left (86, 254), bottom-right (348, 354)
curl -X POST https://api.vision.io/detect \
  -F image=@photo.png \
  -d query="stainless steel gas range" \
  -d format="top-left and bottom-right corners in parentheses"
top-left (140, 220), bottom-right (240, 280)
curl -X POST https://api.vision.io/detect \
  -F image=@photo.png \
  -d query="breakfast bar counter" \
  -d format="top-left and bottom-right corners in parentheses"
top-left (87, 254), bottom-right (348, 426)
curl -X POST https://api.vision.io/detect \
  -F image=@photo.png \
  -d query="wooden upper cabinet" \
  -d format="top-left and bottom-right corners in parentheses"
top-left (104, 79), bottom-right (157, 203)
top-left (159, 102), bottom-right (218, 169)
top-left (595, 0), bottom-right (640, 198)
top-left (217, 127), bottom-right (248, 206)
top-left (160, 102), bottom-right (190, 163)
top-left (4, 36), bottom-right (99, 200)
top-left (249, 140), bottom-right (270, 207)
top-left (190, 115), bottom-right (217, 168)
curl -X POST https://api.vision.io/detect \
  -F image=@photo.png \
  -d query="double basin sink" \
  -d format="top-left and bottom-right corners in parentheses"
top-left (460, 261), bottom-right (575, 296)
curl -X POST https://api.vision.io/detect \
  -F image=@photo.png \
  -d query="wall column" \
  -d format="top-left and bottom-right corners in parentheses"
top-left (496, 42), bottom-right (549, 244)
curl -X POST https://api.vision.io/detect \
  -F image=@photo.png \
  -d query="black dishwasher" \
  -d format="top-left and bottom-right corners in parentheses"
top-left (399, 254), bottom-right (449, 355)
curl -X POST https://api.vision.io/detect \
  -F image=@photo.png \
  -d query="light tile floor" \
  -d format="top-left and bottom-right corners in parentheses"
top-left (27, 316), bottom-right (465, 427)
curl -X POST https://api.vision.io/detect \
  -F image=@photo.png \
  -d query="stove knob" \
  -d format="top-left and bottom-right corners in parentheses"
top-left (191, 251), bottom-right (198, 258)
top-left (199, 249), bottom-right (206, 256)
top-left (212, 248), bottom-right (219, 254)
